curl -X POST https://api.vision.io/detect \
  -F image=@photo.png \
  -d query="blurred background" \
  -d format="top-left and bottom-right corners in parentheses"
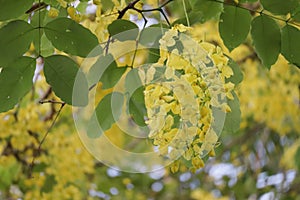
top-left (1, 0), bottom-right (300, 199)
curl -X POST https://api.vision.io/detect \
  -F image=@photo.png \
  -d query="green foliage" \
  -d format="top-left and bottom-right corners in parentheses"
top-left (0, 0), bottom-right (34, 21)
top-left (125, 68), bottom-right (148, 127)
top-left (88, 54), bottom-right (128, 89)
top-left (239, 0), bottom-right (258, 2)
top-left (281, 25), bottom-right (300, 68)
top-left (95, 92), bottom-right (124, 131)
top-left (221, 91), bottom-right (241, 135)
top-left (226, 57), bottom-right (243, 85)
top-left (292, 6), bottom-right (300, 21)
top-left (0, 20), bottom-right (34, 67)
top-left (44, 18), bottom-right (99, 57)
top-left (260, 0), bottom-right (299, 15)
top-left (41, 175), bottom-right (57, 193)
top-left (251, 15), bottom-right (281, 68)
top-left (44, 55), bottom-right (88, 106)
top-left (0, 161), bottom-right (20, 190)
top-left (192, 0), bottom-right (223, 23)
top-left (219, 5), bottom-right (252, 51)
top-left (173, 0), bottom-right (223, 25)
top-left (0, 0), bottom-right (300, 199)
top-left (129, 86), bottom-right (148, 127)
top-left (295, 147), bottom-right (300, 170)
top-left (31, 10), bottom-right (55, 56)
top-left (92, 54), bottom-right (127, 89)
top-left (0, 57), bottom-right (35, 112)
top-left (108, 19), bottom-right (139, 41)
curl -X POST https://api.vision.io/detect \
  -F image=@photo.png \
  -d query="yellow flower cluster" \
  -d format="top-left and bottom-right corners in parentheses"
top-left (239, 55), bottom-right (300, 135)
top-left (142, 26), bottom-right (235, 172)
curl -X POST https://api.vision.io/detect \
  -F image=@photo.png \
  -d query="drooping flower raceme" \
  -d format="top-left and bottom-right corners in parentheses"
top-left (141, 26), bottom-right (235, 172)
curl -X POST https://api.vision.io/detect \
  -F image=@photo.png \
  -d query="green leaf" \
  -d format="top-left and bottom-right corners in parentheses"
top-left (41, 175), bottom-right (57, 193)
top-left (219, 6), bottom-right (252, 51)
top-left (239, 0), bottom-right (257, 2)
top-left (44, 17), bottom-right (100, 57)
top-left (44, 55), bottom-right (89, 106)
top-left (31, 10), bottom-right (56, 56)
top-left (173, 12), bottom-right (206, 26)
top-left (281, 25), bottom-right (300, 68)
top-left (0, 162), bottom-right (20, 190)
top-left (89, 54), bottom-right (127, 89)
top-left (292, 6), bottom-right (300, 21)
top-left (108, 19), bottom-right (139, 41)
top-left (125, 68), bottom-right (147, 127)
top-left (0, 57), bottom-right (36, 113)
top-left (260, 0), bottom-right (299, 15)
top-left (251, 15), bottom-right (281, 68)
top-left (0, 0), bottom-right (34, 21)
top-left (295, 146), bottom-right (300, 170)
top-left (0, 20), bottom-right (34, 67)
top-left (125, 68), bottom-right (143, 94)
top-left (222, 91), bottom-right (241, 134)
top-left (95, 92), bottom-right (124, 131)
top-left (139, 24), bottom-right (168, 47)
top-left (77, 1), bottom-right (88, 14)
top-left (192, 0), bottom-right (223, 23)
top-left (101, 0), bottom-right (115, 11)
top-left (226, 57), bottom-right (243, 85)
top-left (129, 86), bottom-right (148, 127)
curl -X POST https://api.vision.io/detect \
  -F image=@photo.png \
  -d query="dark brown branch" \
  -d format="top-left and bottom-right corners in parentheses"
top-left (39, 99), bottom-right (65, 105)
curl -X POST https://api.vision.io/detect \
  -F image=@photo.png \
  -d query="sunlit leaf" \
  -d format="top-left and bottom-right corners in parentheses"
top-left (0, 20), bottom-right (34, 67)
top-left (44, 55), bottom-right (89, 106)
top-left (251, 15), bottom-right (281, 68)
top-left (281, 25), bottom-right (300, 68)
top-left (44, 18), bottom-right (100, 57)
top-left (219, 6), bottom-right (252, 51)
top-left (0, 57), bottom-right (36, 113)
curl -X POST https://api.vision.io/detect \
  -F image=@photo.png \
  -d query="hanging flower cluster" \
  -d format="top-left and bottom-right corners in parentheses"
top-left (141, 26), bottom-right (236, 172)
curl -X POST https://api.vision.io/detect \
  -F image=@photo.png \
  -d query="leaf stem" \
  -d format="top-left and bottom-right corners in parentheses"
top-left (182, 0), bottom-right (190, 27)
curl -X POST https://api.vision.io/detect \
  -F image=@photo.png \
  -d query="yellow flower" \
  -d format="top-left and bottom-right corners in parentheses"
top-left (170, 160), bottom-right (180, 173)
top-left (192, 156), bottom-right (205, 169)
top-left (173, 24), bottom-right (191, 32)
top-left (48, 8), bottom-right (59, 18)
top-left (221, 103), bottom-right (232, 113)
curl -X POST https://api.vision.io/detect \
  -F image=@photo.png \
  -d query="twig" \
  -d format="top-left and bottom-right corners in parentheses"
top-left (210, 0), bottom-right (300, 28)
top-left (28, 103), bottom-right (65, 178)
top-left (104, 0), bottom-right (173, 54)
top-left (39, 100), bottom-right (65, 105)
